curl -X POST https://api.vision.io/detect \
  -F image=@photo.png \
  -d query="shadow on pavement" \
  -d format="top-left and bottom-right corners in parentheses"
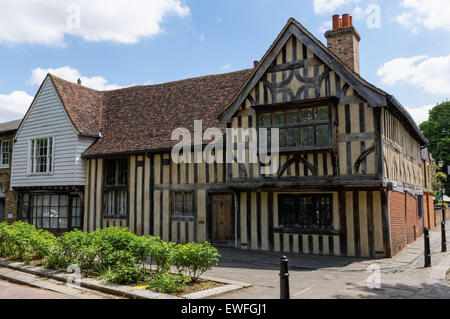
top-left (217, 247), bottom-right (371, 271)
top-left (333, 281), bottom-right (450, 299)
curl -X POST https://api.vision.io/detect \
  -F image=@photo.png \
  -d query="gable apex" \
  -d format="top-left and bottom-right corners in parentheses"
top-left (218, 18), bottom-right (388, 124)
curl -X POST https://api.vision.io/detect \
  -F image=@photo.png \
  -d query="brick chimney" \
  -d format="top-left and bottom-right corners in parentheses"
top-left (324, 14), bottom-right (361, 74)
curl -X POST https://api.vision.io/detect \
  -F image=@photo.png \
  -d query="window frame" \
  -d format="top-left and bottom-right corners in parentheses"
top-left (103, 158), bottom-right (129, 219)
top-left (170, 190), bottom-right (196, 221)
top-left (255, 98), bottom-right (336, 153)
top-left (27, 136), bottom-right (54, 175)
top-left (23, 193), bottom-right (82, 232)
top-left (276, 193), bottom-right (335, 233)
top-left (0, 140), bottom-right (11, 169)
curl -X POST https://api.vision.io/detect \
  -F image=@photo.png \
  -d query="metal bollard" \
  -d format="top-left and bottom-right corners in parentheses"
top-left (279, 256), bottom-right (290, 299)
top-left (442, 220), bottom-right (447, 253)
top-left (424, 228), bottom-right (431, 268)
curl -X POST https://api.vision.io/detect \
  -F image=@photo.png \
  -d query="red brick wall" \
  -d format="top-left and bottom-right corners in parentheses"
top-left (389, 191), bottom-right (407, 255)
top-left (389, 190), bottom-right (424, 256)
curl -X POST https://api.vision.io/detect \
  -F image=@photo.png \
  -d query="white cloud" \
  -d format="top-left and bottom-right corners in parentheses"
top-left (28, 66), bottom-right (122, 91)
top-left (405, 104), bottom-right (434, 125)
top-left (221, 64), bottom-right (231, 70)
top-left (0, 91), bottom-right (33, 122)
top-left (319, 21), bottom-right (332, 33)
top-left (0, 0), bottom-right (190, 46)
top-left (313, 0), bottom-right (360, 15)
top-left (396, 0), bottom-right (450, 33)
top-left (377, 54), bottom-right (450, 95)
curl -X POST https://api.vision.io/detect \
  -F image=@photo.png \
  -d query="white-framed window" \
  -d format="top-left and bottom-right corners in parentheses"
top-left (0, 140), bottom-right (10, 168)
top-left (29, 137), bottom-right (54, 174)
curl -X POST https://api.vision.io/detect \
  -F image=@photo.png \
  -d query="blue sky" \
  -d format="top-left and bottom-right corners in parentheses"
top-left (0, 0), bottom-right (449, 124)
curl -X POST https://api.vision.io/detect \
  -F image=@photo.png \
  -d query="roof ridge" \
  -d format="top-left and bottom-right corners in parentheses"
top-left (48, 73), bottom-right (101, 93)
top-left (104, 68), bottom-right (253, 93)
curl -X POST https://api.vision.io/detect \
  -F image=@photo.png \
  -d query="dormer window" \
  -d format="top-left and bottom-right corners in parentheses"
top-left (29, 137), bottom-right (53, 174)
top-left (258, 102), bottom-right (333, 152)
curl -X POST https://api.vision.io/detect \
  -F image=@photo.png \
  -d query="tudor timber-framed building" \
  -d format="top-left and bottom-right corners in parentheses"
top-left (18, 15), bottom-right (434, 258)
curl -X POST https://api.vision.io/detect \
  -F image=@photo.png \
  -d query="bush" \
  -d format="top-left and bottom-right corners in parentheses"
top-left (44, 230), bottom-right (95, 270)
top-left (0, 223), bottom-right (221, 292)
top-left (90, 227), bottom-right (137, 268)
top-left (0, 221), bottom-right (57, 264)
top-left (128, 235), bottom-right (159, 268)
top-left (148, 240), bottom-right (176, 273)
top-left (97, 251), bottom-right (144, 285)
top-left (172, 242), bottom-right (220, 282)
top-left (147, 272), bottom-right (190, 294)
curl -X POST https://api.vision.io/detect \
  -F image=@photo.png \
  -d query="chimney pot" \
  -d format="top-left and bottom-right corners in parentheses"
top-left (342, 14), bottom-right (350, 27)
top-left (253, 60), bottom-right (259, 68)
top-left (325, 14), bottom-right (361, 74)
top-left (332, 15), bottom-right (340, 30)
top-left (77, 78), bottom-right (81, 85)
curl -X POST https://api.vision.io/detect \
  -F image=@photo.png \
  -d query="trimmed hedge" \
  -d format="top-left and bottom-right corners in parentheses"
top-left (0, 222), bottom-right (220, 291)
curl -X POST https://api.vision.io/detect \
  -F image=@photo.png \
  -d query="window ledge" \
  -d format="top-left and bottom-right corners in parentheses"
top-left (0, 165), bottom-right (9, 169)
top-left (26, 173), bottom-right (53, 177)
top-left (103, 216), bottom-right (127, 220)
top-left (274, 227), bottom-right (339, 236)
top-left (171, 215), bottom-right (195, 222)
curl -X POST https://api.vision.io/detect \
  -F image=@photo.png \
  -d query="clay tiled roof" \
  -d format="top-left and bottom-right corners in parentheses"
top-left (49, 74), bottom-right (104, 136)
top-left (0, 119), bottom-right (21, 135)
top-left (49, 70), bottom-right (252, 157)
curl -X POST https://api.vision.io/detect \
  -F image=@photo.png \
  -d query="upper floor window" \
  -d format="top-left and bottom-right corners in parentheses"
top-left (0, 140), bottom-right (10, 168)
top-left (103, 158), bottom-right (128, 218)
top-left (30, 137), bottom-right (53, 174)
top-left (259, 105), bottom-right (332, 151)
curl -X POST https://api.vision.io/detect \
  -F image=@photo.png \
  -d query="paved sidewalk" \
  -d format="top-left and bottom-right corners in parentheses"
top-left (0, 267), bottom-right (120, 299)
top-left (205, 225), bottom-right (450, 299)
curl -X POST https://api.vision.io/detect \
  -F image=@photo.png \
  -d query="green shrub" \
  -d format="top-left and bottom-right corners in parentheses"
top-left (97, 251), bottom-right (143, 285)
top-left (149, 240), bottom-right (176, 273)
top-left (0, 222), bottom-right (57, 264)
top-left (147, 272), bottom-right (190, 294)
top-left (128, 235), bottom-right (159, 268)
top-left (90, 227), bottom-right (137, 268)
top-left (44, 230), bottom-right (96, 270)
top-left (172, 242), bottom-right (220, 281)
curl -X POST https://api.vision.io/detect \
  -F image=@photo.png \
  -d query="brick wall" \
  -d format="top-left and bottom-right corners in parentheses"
top-left (389, 190), bottom-right (424, 256)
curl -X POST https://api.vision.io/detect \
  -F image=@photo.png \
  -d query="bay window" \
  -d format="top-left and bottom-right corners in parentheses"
top-left (259, 104), bottom-right (332, 151)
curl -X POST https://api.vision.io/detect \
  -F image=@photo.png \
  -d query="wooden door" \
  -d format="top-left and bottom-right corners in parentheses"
top-left (211, 194), bottom-right (233, 244)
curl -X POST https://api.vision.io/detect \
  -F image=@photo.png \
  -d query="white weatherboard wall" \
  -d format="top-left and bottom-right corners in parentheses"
top-left (11, 77), bottom-right (96, 188)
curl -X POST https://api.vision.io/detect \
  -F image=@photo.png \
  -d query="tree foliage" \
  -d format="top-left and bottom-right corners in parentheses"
top-left (420, 101), bottom-right (450, 194)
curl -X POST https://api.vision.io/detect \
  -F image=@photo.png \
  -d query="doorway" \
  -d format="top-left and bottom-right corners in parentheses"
top-left (210, 193), bottom-right (234, 246)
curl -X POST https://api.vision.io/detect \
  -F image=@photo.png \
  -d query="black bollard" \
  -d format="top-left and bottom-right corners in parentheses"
top-left (279, 256), bottom-right (290, 299)
top-left (424, 228), bottom-right (431, 268)
top-left (442, 220), bottom-right (447, 253)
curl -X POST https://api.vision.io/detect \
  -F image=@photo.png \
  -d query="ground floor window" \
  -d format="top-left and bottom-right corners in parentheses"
top-left (418, 195), bottom-right (424, 219)
top-left (171, 191), bottom-right (195, 220)
top-left (278, 194), bottom-right (333, 229)
top-left (21, 193), bottom-right (82, 231)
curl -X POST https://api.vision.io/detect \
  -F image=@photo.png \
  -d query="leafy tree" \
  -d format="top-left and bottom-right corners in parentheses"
top-left (420, 101), bottom-right (450, 195)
